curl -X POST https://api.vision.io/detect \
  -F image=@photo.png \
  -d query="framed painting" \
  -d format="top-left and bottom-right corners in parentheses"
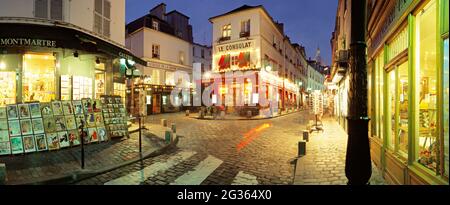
top-left (0, 119), bottom-right (8, 132)
top-left (0, 107), bottom-right (7, 119)
top-left (22, 135), bottom-right (36, 153)
top-left (52, 101), bottom-right (63, 116)
top-left (82, 98), bottom-right (93, 113)
top-left (97, 127), bottom-right (107, 142)
top-left (8, 120), bottom-right (21, 137)
top-left (73, 100), bottom-right (83, 115)
top-left (43, 117), bottom-right (56, 133)
top-left (86, 113), bottom-right (96, 128)
top-left (88, 128), bottom-right (98, 142)
top-left (18, 104), bottom-right (31, 119)
top-left (94, 113), bottom-right (104, 126)
top-left (20, 119), bottom-right (33, 135)
top-left (82, 128), bottom-right (90, 144)
top-left (29, 103), bottom-right (41, 118)
top-left (100, 96), bottom-right (106, 104)
top-left (10, 136), bottom-right (24, 154)
top-left (75, 114), bottom-right (86, 129)
top-left (58, 131), bottom-right (70, 148)
top-left (7, 104), bottom-right (18, 120)
top-left (115, 97), bottom-right (122, 104)
top-left (0, 130), bottom-right (9, 143)
top-left (46, 133), bottom-right (60, 150)
top-left (65, 116), bottom-right (77, 130)
top-left (40, 103), bottom-right (53, 117)
top-left (0, 141), bottom-right (11, 155)
top-left (93, 100), bottom-right (102, 113)
top-left (34, 134), bottom-right (48, 152)
top-left (67, 130), bottom-right (80, 146)
top-left (62, 101), bottom-right (74, 115)
top-left (54, 116), bottom-right (67, 131)
top-left (107, 97), bottom-right (113, 104)
top-left (31, 118), bottom-right (45, 134)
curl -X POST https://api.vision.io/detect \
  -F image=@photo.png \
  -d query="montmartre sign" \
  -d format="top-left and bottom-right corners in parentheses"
top-left (0, 38), bottom-right (56, 48)
top-left (216, 40), bottom-right (253, 53)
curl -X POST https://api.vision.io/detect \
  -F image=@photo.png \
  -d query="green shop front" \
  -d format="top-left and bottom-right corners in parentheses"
top-left (367, 0), bottom-right (449, 184)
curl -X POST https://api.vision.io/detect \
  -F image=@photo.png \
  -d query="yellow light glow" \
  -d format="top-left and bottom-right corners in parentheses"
top-left (0, 62), bottom-right (5, 70)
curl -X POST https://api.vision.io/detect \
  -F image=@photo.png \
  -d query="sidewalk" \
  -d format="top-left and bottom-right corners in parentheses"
top-left (0, 123), bottom-right (171, 185)
top-left (293, 117), bottom-right (385, 185)
top-left (189, 108), bottom-right (305, 120)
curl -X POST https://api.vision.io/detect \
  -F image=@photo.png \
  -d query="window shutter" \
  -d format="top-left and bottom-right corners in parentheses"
top-left (50, 0), bottom-right (63, 20)
top-left (103, 1), bottom-right (110, 19)
top-left (103, 19), bottom-right (110, 37)
top-left (34, 0), bottom-right (48, 19)
top-left (95, 0), bottom-right (102, 14)
top-left (94, 14), bottom-right (102, 34)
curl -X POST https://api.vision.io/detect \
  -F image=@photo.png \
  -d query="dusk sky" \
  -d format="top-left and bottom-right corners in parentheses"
top-left (126, 0), bottom-right (338, 65)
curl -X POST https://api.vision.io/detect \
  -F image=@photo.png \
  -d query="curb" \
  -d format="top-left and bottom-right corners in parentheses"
top-left (190, 110), bottom-right (306, 121)
top-left (19, 130), bottom-right (179, 185)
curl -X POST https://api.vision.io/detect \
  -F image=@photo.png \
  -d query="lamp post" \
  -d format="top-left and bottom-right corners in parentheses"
top-left (345, 0), bottom-right (372, 185)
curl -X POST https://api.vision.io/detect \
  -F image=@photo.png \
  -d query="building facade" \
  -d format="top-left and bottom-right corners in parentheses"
top-left (208, 5), bottom-right (305, 116)
top-left (366, 0), bottom-right (448, 185)
top-left (0, 0), bottom-right (143, 106)
top-left (126, 3), bottom-right (193, 115)
top-left (193, 43), bottom-right (212, 74)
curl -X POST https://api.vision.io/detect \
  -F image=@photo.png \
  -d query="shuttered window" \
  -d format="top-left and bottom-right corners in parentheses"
top-left (103, 1), bottom-right (110, 19)
top-left (34, 0), bottom-right (48, 19)
top-left (95, 0), bottom-right (103, 14)
top-left (50, 0), bottom-right (63, 20)
top-left (93, 0), bottom-right (111, 38)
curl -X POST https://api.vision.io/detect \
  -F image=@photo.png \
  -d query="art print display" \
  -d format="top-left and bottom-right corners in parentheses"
top-left (31, 118), bottom-right (45, 134)
top-left (0, 107), bottom-right (7, 119)
top-left (115, 97), bottom-right (122, 104)
top-left (40, 103), bottom-right (53, 116)
top-left (18, 104), bottom-right (30, 119)
top-left (52, 101), bottom-right (63, 116)
top-left (0, 130), bottom-right (9, 142)
top-left (54, 116), bottom-right (67, 131)
top-left (88, 128), bottom-right (98, 142)
top-left (75, 114), bottom-right (86, 128)
top-left (93, 99), bottom-right (102, 112)
top-left (68, 130), bottom-right (80, 146)
top-left (8, 120), bottom-right (21, 137)
top-left (82, 99), bottom-right (93, 113)
top-left (58, 131), bottom-right (70, 148)
top-left (10, 136), bottom-right (24, 154)
top-left (100, 96), bottom-right (106, 104)
top-left (29, 103), bottom-right (41, 118)
top-left (73, 100), bottom-right (83, 115)
top-left (34, 134), bottom-right (48, 151)
top-left (23, 135), bottom-right (36, 153)
top-left (46, 133), bottom-right (60, 150)
top-left (107, 97), bottom-right (113, 104)
top-left (7, 104), bottom-right (18, 120)
top-left (43, 117), bottom-right (56, 133)
top-left (62, 101), bottom-right (74, 115)
top-left (0, 119), bottom-right (8, 132)
top-left (0, 141), bottom-right (11, 155)
top-left (86, 113), bottom-right (96, 128)
top-left (97, 127), bottom-right (107, 142)
top-left (82, 128), bottom-right (90, 144)
top-left (20, 119), bottom-right (33, 135)
top-left (65, 116), bottom-right (77, 130)
top-left (94, 113), bottom-right (104, 126)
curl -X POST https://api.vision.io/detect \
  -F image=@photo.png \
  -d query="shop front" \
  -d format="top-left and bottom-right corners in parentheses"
top-left (367, 0), bottom-right (449, 185)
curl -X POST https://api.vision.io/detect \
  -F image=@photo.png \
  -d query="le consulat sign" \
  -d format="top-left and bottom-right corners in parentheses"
top-left (0, 38), bottom-right (56, 48)
top-left (216, 40), bottom-right (253, 53)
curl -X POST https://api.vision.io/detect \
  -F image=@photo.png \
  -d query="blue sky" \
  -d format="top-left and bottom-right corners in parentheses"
top-left (126, 0), bottom-right (338, 65)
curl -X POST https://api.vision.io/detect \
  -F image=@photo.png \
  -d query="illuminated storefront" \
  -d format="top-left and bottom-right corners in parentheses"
top-left (0, 22), bottom-right (145, 106)
top-left (367, 0), bottom-right (448, 185)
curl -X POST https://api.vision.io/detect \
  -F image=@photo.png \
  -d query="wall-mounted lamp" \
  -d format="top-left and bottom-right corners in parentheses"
top-left (73, 51), bottom-right (79, 58)
top-left (96, 57), bottom-right (100, 64)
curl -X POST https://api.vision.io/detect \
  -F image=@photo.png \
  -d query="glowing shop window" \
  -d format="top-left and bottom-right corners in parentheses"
top-left (443, 38), bottom-right (449, 177)
top-left (22, 54), bottom-right (56, 102)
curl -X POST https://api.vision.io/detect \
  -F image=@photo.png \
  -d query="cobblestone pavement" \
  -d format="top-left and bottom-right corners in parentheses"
top-left (293, 118), bottom-right (385, 185)
top-left (77, 111), bottom-right (311, 185)
top-left (0, 129), bottom-right (166, 185)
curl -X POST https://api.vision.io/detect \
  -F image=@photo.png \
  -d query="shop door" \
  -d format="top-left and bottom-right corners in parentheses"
top-left (152, 94), bottom-right (161, 114)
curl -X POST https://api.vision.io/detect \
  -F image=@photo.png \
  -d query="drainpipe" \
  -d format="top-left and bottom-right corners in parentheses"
top-left (345, 0), bottom-right (372, 185)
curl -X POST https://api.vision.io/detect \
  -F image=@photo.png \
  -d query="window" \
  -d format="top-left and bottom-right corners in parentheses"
top-left (240, 19), bottom-right (250, 37)
top-left (179, 51), bottom-right (185, 65)
top-left (34, 0), bottom-right (63, 20)
top-left (152, 44), bottom-right (160, 59)
top-left (93, 0), bottom-right (111, 37)
top-left (22, 54), bottom-right (56, 102)
top-left (152, 21), bottom-right (159, 30)
top-left (201, 49), bottom-right (205, 58)
top-left (415, 0), bottom-right (439, 173)
top-left (201, 63), bottom-right (204, 73)
top-left (221, 24), bottom-right (231, 40)
top-left (374, 52), bottom-right (385, 140)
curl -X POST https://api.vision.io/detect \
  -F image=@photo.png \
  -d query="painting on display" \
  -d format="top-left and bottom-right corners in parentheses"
top-left (7, 104), bottom-right (18, 120)
top-left (58, 131), bottom-right (70, 148)
top-left (0, 130), bottom-right (8, 143)
top-left (43, 117), bottom-right (56, 133)
top-left (10, 136), bottom-right (24, 154)
top-left (0, 107), bottom-right (7, 119)
top-left (73, 100), bottom-right (83, 115)
top-left (68, 130), bottom-right (80, 146)
top-left (18, 104), bottom-right (30, 119)
top-left (54, 116), bottom-right (67, 131)
top-left (20, 119), bottom-right (33, 135)
top-left (0, 142), bottom-right (11, 155)
top-left (82, 128), bottom-right (90, 144)
top-left (94, 99), bottom-right (102, 112)
top-left (62, 101), bottom-right (74, 115)
top-left (46, 133), bottom-right (60, 150)
top-left (75, 114), bottom-right (86, 128)
top-left (94, 113), bottom-right (104, 126)
top-left (23, 135), bottom-right (36, 153)
top-left (31, 118), bottom-right (45, 134)
top-left (97, 127), bottom-right (107, 142)
top-left (82, 99), bottom-right (93, 113)
top-left (88, 128), bottom-right (98, 142)
top-left (65, 116), bottom-right (77, 130)
top-left (0, 119), bottom-right (8, 133)
top-left (40, 103), bottom-right (53, 117)
top-left (34, 134), bottom-right (48, 151)
top-left (52, 101), bottom-right (63, 116)
top-left (29, 103), bottom-right (41, 118)
top-left (8, 120), bottom-right (21, 137)
top-left (86, 113), bottom-right (96, 128)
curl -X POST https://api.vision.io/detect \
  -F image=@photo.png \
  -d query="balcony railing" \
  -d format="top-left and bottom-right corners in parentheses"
top-left (218, 36), bottom-right (231, 42)
top-left (152, 53), bottom-right (160, 59)
top-left (336, 50), bottom-right (349, 64)
top-left (239, 31), bottom-right (250, 38)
